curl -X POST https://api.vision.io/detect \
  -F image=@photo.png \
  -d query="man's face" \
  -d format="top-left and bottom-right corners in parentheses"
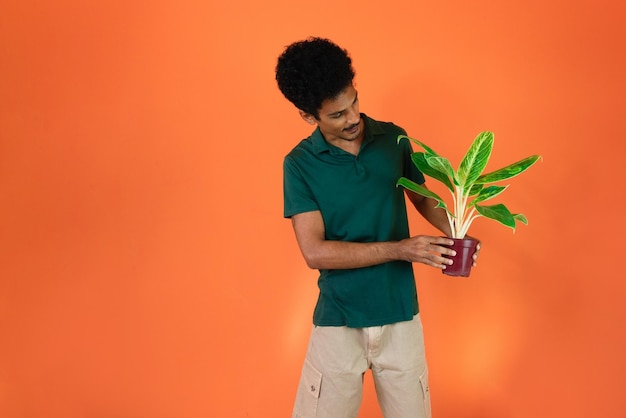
top-left (301, 85), bottom-right (363, 145)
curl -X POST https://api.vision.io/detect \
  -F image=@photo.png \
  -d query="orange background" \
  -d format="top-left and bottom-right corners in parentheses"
top-left (1, 1), bottom-right (625, 417)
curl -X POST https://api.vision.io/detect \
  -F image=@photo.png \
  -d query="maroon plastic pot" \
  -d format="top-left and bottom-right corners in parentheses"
top-left (442, 238), bottom-right (479, 277)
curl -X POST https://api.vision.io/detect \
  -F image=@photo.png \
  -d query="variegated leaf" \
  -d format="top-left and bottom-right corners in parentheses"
top-left (476, 155), bottom-right (541, 184)
top-left (470, 185), bottom-right (508, 206)
top-left (396, 177), bottom-right (451, 214)
top-left (458, 131), bottom-right (493, 188)
top-left (411, 153), bottom-right (454, 191)
top-left (474, 203), bottom-right (516, 230)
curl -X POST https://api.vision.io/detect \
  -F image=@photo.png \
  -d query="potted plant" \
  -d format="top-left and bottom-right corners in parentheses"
top-left (397, 131), bottom-right (541, 277)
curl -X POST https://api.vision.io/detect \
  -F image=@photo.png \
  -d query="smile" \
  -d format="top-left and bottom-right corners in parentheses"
top-left (344, 122), bottom-right (360, 133)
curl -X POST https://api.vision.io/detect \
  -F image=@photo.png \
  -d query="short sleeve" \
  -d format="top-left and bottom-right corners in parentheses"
top-left (283, 155), bottom-right (320, 218)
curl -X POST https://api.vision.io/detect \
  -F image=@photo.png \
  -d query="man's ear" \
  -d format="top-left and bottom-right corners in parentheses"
top-left (299, 110), bottom-right (317, 126)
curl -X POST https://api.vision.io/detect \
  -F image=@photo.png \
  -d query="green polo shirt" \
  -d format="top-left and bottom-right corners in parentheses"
top-left (283, 114), bottom-right (425, 328)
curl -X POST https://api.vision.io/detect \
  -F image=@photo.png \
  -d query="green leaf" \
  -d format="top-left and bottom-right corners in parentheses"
top-left (468, 184), bottom-right (483, 196)
top-left (513, 213), bottom-right (528, 225)
top-left (398, 135), bottom-right (440, 157)
top-left (470, 185), bottom-right (508, 206)
top-left (476, 155), bottom-right (541, 184)
top-left (396, 177), bottom-right (451, 214)
top-left (399, 135), bottom-right (460, 185)
top-left (424, 155), bottom-right (458, 186)
top-left (474, 203), bottom-right (516, 230)
top-left (411, 153), bottom-right (454, 191)
top-left (458, 131), bottom-right (493, 188)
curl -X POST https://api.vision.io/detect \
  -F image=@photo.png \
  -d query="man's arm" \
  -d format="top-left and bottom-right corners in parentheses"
top-left (405, 187), bottom-right (453, 236)
top-left (291, 210), bottom-right (455, 271)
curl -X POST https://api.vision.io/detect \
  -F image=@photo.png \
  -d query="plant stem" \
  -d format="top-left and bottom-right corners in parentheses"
top-left (454, 185), bottom-right (467, 238)
top-left (459, 208), bottom-right (478, 238)
top-left (447, 211), bottom-right (456, 238)
top-left (449, 188), bottom-right (459, 238)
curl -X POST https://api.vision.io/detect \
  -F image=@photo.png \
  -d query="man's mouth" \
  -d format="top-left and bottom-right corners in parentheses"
top-left (345, 122), bottom-right (360, 133)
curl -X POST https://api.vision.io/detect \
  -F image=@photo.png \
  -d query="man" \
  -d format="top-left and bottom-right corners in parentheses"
top-left (276, 37), bottom-right (479, 418)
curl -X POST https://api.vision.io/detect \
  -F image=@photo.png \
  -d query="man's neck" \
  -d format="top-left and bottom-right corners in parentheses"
top-left (327, 135), bottom-right (363, 155)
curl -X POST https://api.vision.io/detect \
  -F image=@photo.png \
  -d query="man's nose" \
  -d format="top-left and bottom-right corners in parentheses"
top-left (346, 108), bottom-right (360, 125)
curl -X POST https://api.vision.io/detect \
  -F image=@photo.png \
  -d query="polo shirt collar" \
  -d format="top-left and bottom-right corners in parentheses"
top-left (310, 127), bottom-right (330, 154)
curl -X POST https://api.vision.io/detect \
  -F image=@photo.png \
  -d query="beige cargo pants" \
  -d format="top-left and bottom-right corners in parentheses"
top-left (292, 314), bottom-right (431, 418)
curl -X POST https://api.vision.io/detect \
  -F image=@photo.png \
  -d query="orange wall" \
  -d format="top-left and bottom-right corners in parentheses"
top-left (1, 1), bottom-right (625, 417)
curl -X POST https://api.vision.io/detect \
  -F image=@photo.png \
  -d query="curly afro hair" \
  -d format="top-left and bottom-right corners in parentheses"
top-left (275, 37), bottom-right (355, 119)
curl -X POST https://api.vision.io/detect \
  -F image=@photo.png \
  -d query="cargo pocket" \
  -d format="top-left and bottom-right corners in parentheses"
top-left (419, 366), bottom-right (432, 418)
top-left (293, 359), bottom-right (322, 418)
